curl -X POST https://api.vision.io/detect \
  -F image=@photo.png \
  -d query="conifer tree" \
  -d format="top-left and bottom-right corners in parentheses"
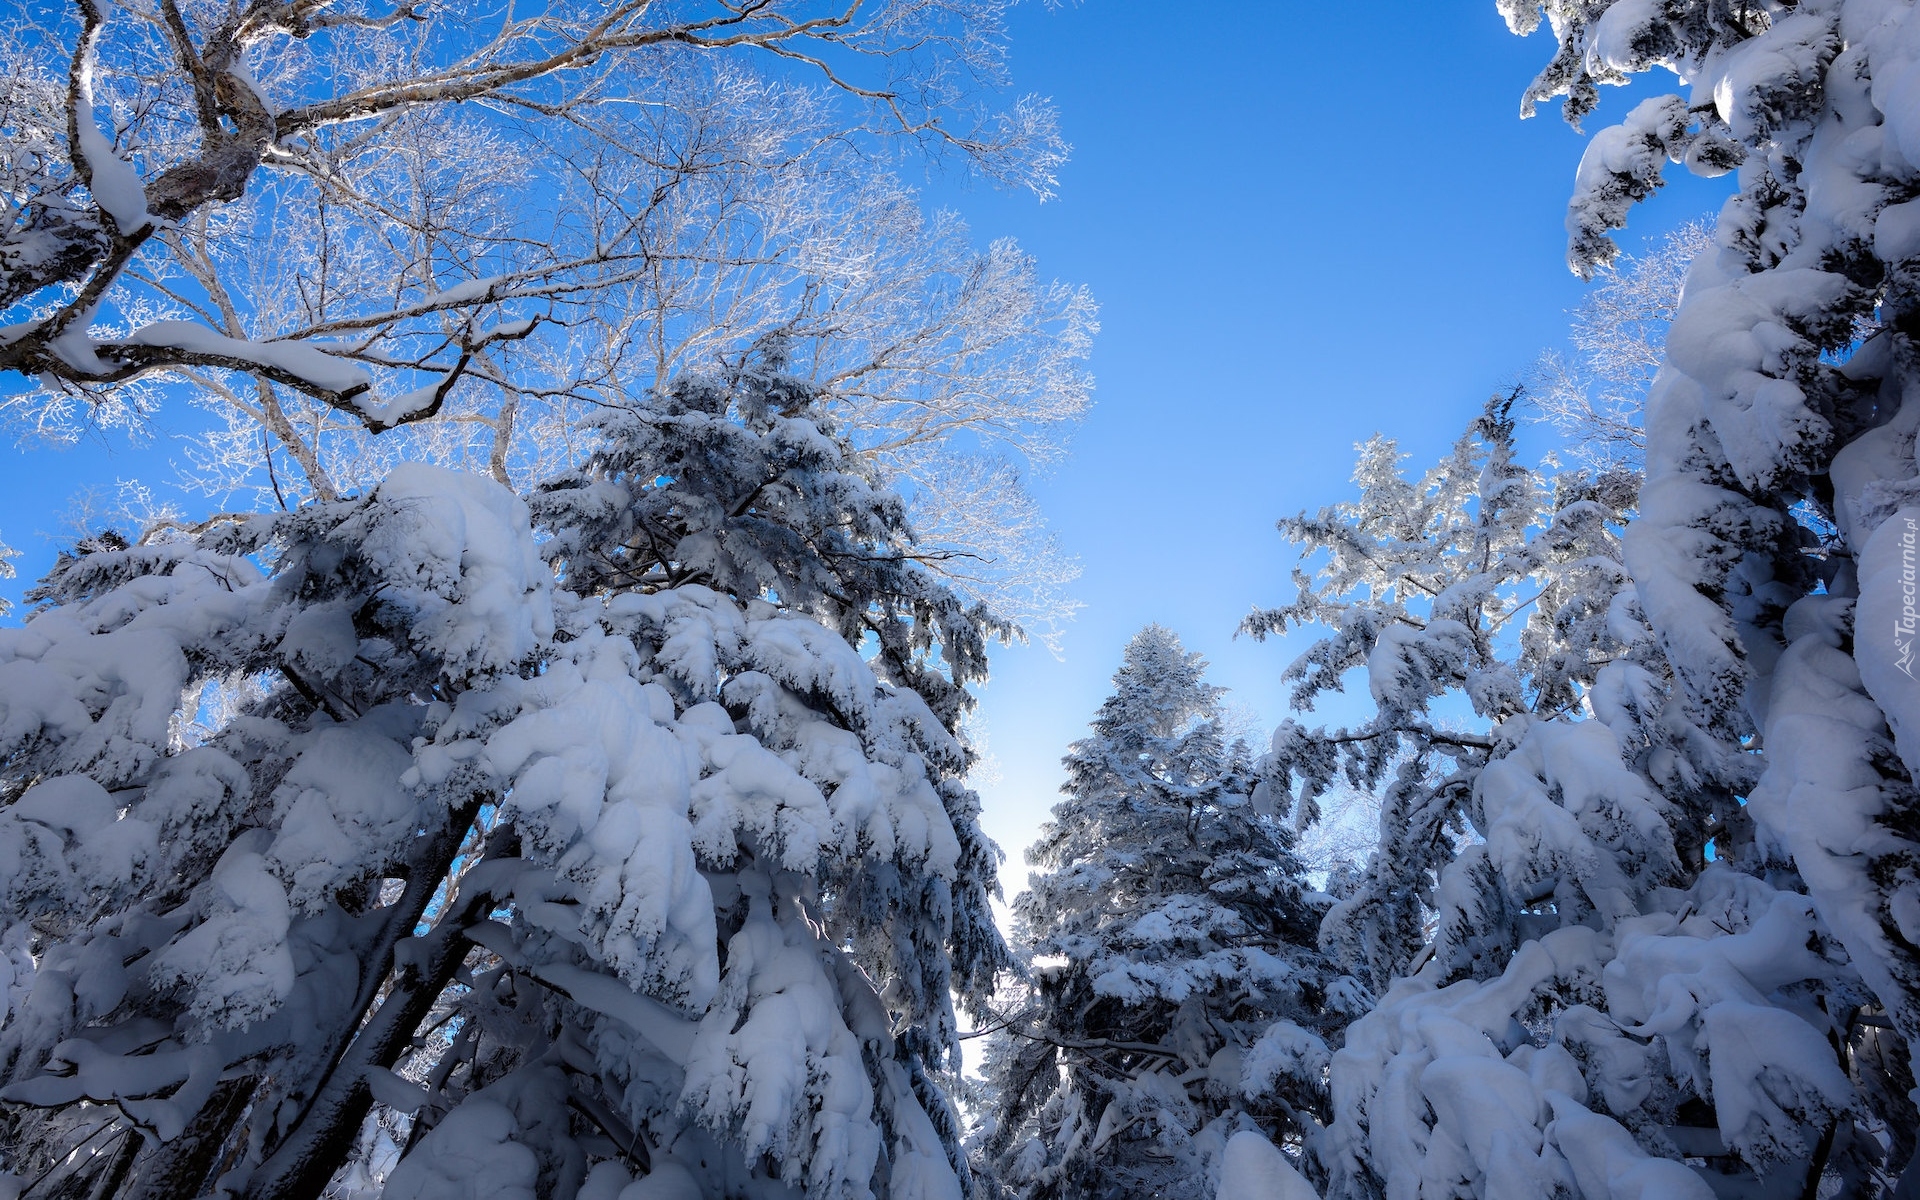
top-left (1258, 403), bottom-right (1893, 1196)
top-left (1489, 0), bottom-right (1920, 1189)
top-left (0, 350), bottom-right (1010, 1198)
top-left (972, 627), bottom-right (1340, 1200)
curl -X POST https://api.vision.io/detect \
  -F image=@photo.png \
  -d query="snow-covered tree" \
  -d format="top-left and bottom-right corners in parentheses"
top-left (970, 626), bottom-right (1342, 1199)
top-left (0, 358), bottom-right (1010, 1197)
top-left (0, 0), bottom-right (1088, 635)
top-left (1495, 0), bottom-right (1920, 1187)
top-left (1251, 398), bottom-right (1895, 1196)
top-left (1247, 395), bottom-right (1682, 992)
top-left (534, 343), bottom-right (1012, 736)
top-left (0, 0), bottom-right (1061, 420)
top-left (1525, 219), bottom-right (1713, 471)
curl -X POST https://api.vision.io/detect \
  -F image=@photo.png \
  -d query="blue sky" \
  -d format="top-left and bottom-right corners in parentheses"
top-left (0, 2), bottom-right (1731, 892)
top-left (915, 2), bottom-right (1733, 882)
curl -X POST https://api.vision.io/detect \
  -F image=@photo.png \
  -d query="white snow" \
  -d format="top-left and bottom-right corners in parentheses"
top-left (379, 1100), bottom-right (538, 1200)
top-left (73, 52), bottom-right (150, 235)
top-left (118, 321), bottom-right (373, 394)
top-left (1216, 1131), bottom-right (1318, 1200)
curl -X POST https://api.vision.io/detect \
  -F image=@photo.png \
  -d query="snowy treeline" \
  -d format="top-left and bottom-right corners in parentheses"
top-left (981, 398), bottom-right (1883, 1196)
top-left (973, 0), bottom-right (1920, 1196)
top-left (10, 0), bottom-right (1920, 1197)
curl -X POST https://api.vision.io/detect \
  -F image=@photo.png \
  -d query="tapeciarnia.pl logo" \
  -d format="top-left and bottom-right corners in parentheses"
top-left (1900, 516), bottom-right (1920, 679)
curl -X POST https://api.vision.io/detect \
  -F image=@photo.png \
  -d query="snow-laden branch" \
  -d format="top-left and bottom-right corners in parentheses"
top-left (0, 0), bottom-right (1067, 433)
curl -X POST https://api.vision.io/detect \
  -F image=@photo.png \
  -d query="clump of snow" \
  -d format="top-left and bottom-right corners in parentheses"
top-left (379, 1099), bottom-right (538, 1200)
top-left (121, 321), bottom-right (373, 395)
top-left (148, 840), bottom-right (294, 1036)
top-left (1218, 1131), bottom-right (1319, 1200)
top-left (73, 51), bottom-right (150, 235)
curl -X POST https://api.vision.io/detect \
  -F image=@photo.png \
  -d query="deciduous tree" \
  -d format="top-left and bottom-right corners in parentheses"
top-left (0, 0), bottom-right (1090, 633)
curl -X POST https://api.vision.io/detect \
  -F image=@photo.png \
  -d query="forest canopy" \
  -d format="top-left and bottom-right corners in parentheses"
top-left (5, 1), bottom-right (1920, 1199)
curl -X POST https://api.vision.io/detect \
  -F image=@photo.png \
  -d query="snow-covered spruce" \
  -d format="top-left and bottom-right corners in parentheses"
top-left (533, 347), bottom-right (1009, 736)
top-left (0, 362), bottom-right (1010, 1198)
top-left (1500, 0), bottom-right (1920, 1184)
top-left (969, 627), bottom-right (1340, 1199)
top-left (1245, 396), bottom-right (1707, 992)
top-left (1253, 405), bottom-right (1890, 1195)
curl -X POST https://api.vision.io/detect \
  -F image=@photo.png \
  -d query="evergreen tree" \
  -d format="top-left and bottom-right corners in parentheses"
top-left (1499, 0), bottom-right (1920, 1187)
top-left (1259, 404), bottom-right (1891, 1196)
top-left (972, 627), bottom-right (1340, 1200)
top-left (1248, 396), bottom-right (1685, 993)
top-left (535, 343), bottom-right (1010, 734)
top-left (0, 353), bottom-right (1010, 1198)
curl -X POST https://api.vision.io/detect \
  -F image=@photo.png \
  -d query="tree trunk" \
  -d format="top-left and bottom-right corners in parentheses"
top-left (242, 816), bottom-right (512, 1200)
top-left (122, 1078), bottom-right (255, 1200)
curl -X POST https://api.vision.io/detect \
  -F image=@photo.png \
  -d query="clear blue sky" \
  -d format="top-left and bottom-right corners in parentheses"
top-left (0, 2), bottom-right (1729, 895)
top-left (913, 1), bottom-right (1731, 884)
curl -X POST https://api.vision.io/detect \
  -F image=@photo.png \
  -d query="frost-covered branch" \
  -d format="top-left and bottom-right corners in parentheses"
top-left (1523, 219), bottom-right (1713, 471)
top-left (2, 6), bottom-right (1091, 631)
top-left (0, 0), bottom-right (1069, 433)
